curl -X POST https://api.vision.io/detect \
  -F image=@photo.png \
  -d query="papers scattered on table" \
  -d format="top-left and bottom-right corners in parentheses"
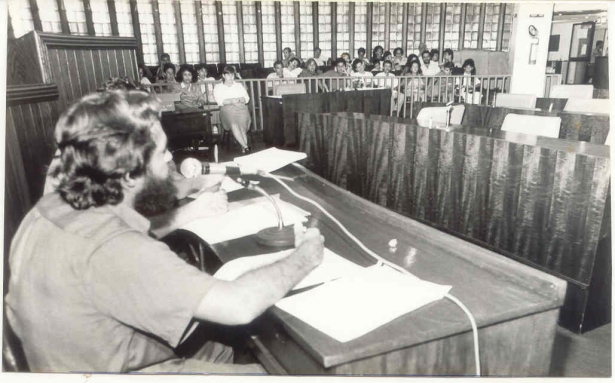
top-left (219, 176), bottom-right (244, 193)
top-left (275, 265), bottom-right (452, 343)
top-left (181, 195), bottom-right (310, 244)
top-left (234, 147), bottom-right (307, 173)
top-left (214, 248), bottom-right (365, 291)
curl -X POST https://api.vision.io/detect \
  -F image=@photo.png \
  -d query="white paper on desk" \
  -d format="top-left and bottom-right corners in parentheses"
top-left (214, 248), bottom-right (365, 291)
top-left (234, 147), bottom-right (307, 173)
top-left (181, 195), bottom-right (310, 244)
top-left (187, 176), bottom-right (244, 199)
top-left (275, 265), bottom-right (452, 343)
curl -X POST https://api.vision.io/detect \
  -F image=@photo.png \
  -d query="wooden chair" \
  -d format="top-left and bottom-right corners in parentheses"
top-left (550, 84), bottom-right (594, 99)
top-left (501, 114), bottom-right (561, 138)
top-left (494, 93), bottom-right (537, 109)
top-left (563, 98), bottom-right (611, 114)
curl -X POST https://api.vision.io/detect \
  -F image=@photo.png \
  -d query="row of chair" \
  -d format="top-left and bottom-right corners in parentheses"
top-left (495, 85), bottom-right (609, 113)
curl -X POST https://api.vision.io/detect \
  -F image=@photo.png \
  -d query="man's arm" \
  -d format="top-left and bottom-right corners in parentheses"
top-left (194, 227), bottom-right (325, 325)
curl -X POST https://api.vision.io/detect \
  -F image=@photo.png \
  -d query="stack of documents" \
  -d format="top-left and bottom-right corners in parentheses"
top-left (234, 147), bottom-right (307, 173)
top-left (214, 248), bottom-right (365, 291)
top-left (275, 265), bottom-right (452, 343)
top-left (181, 195), bottom-right (309, 244)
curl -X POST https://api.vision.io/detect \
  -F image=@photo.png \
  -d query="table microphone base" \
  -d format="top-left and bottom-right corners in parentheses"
top-left (256, 226), bottom-right (295, 247)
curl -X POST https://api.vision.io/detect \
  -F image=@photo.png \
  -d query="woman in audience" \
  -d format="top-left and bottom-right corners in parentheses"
top-left (430, 49), bottom-right (440, 64)
top-left (372, 45), bottom-right (384, 60)
top-left (404, 60), bottom-right (425, 102)
top-left (350, 58), bottom-right (373, 88)
top-left (175, 67), bottom-right (206, 111)
top-left (392, 48), bottom-right (407, 67)
top-left (457, 58), bottom-right (480, 103)
top-left (383, 51), bottom-right (393, 63)
top-left (299, 58), bottom-right (321, 92)
top-left (357, 48), bottom-right (370, 66)
top-left (341, 53), bottom-right (352, 73)
top-left (159, 63), bottom-right (178, 93)
top-left (401, 54), bottom-right (419, 75)
top-left (195, 64), bottom-right (216, 103)
top-left (370, 58), bottom-right (382, 74)
top-left (374, 60), bottom-right (405, 115)
top-left (138, 64), bottom-right (153, 86)
top-left (214, 66), bottom-right (252, 154)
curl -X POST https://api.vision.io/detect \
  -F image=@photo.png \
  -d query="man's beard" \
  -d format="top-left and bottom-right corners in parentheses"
top-left (133, 173), bottom-right (178, 217)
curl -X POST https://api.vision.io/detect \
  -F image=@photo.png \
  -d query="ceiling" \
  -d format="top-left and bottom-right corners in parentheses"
top-left (552, 3), bottom-right (608, 24)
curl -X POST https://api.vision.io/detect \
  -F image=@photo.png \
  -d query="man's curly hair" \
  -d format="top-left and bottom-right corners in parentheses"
top-left (50, 91), bottom-right (162, 210)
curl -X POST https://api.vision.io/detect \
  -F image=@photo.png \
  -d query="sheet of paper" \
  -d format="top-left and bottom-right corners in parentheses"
top-left (234, 147), bottom-right (307, 173)
top-left (181, 195), bottom-right (310, 244)
top-left (214, 248), bottom-right (365, 291)
top-left (275, 265), bottom-right (452, 343)
top-left (187, 176), bottom-right (244, 199)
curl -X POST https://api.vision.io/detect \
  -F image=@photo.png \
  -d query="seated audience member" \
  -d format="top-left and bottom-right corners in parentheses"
top-left (157, 63), bottom-right (179, 93)
top-left (392, 47), bottom-right (407, 67)
top-left (318, 58), bottom-right (351, 92)
top-left (419, 50), bottom-right (441, 76)
top-left (283, 57), bottom-right (303, 78)
top-left (357, 47), bottom-right (370, 66)
top-left (195, 64), bottom-right (216, 103)
top-left (372, 45), bottom-right (384, 60)
top-left (350, 58), bottom-right (373, 88)
top-left (214, 66), bottom-right (252, 154)
top-left (401, 54), bottom-right (420, 75)
top-left (341, 52), bottom-right (352, 73)
top-left (299, 58), bottom-right (321, 92)
top-left (282, 47), bottom-right (300, 67)
top-left (383, 51), bottom-right (393, 63)
top-left (405, 60), bottom-right (425, 102)
top-left (370, 58), bottom-right (382, 74)
top-left (138, 64), bottom-right (153, 86)
top-left (436, 61), bottom-right (456, 102)
top-left (312, 47), bottom-right (328, 66)
top-left (155, 53), bottom-right (176, 82)
top-left (457, 58), bottom-right (480, 103)
top-left (267, 60), bottom-right (289, 94)
top-left (175, 67), bottom-right (206, 111)
top-left (375, 60), bottom-right (405, 114)
top-left (8, 89), bottom-right (325, 373)
top-left (430, 49), bottom-right (440, 64)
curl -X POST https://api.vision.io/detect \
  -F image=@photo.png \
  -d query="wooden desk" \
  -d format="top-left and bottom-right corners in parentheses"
top-left (261, 88), bottom-right (391, 147)
top-left (410, 101), bottom-right (610, 144)
top-left (160, 107), bottom-right (217, 157)
top-left (298, 111), bottom-right (611, 334)
top-left (208, 165), bottom-right (566, 375)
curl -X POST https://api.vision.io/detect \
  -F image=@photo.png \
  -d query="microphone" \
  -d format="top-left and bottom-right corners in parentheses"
top-left (180, 158), bottom-right (260, 179)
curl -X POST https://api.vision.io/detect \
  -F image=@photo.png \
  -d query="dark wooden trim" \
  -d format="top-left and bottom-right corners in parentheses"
top-left (348, 2), bottom-right (355, 58)
top-left (312, 2), bottom-right (319, 49)
top-left (294, 1), bottom-right (301, 58)
top-left (56, 0), bottom-right (71, 34)
top-left (174, 0), bottom-right (186, 64)
top-left (384, 2), bottom-right (391, 51)
top-left (274, 2), bottom-right (282, 59)
top-left (83, 0), bottom-right (96, 36)
top-left (215, 1), bottom-right (226, 63)
top-left (28, 0), bottom-right (43, 31)
top-left (439, 2), bottom-right (447, 51)
top-left (129, 0), bottom-right (144, 64)
top-left (7, 84), bottom-right (60, 106)
top-left (151, 0), bottom-right (164, 60)
top-left (236, 1), bottom-right (245, 63)
top-left (478, 3), bottom-right (486, 49)
top-left (107, 0), bottom-right (119, 36)
top-left (366, 2), bottom-right (372, 55)
top-left (496, 3), bottom-right (506, 51)
top-left (7, 13), bottom-right (15, 40)
top-left (402, 3), bottom-right (408, 53)
top-left (195, 0), bottom-right (207, 63)
top-left (420, 2), bottom-right (427, 43)
top-left (37, 32), bottom-right (139, 49)
top-left (331, 2), bottom-right (337, 58)
top-left (255, 2), bottom-right (264, 65)
top-left (459, 3), bottom-right (467, 50)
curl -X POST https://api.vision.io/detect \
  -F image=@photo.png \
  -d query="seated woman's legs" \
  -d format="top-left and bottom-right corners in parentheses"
top-left (230, 124), bottom-right (249, 151)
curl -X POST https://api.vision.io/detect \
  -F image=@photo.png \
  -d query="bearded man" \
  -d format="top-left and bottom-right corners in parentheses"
top-left (5, 90), bottom-right (324, 373)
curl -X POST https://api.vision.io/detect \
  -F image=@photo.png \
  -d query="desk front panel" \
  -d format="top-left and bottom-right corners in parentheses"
top-left (160, 109), bottom-right (214, 153)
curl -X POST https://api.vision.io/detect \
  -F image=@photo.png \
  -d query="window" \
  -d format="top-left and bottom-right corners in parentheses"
top-left (425, 3), bottom-right (441, 50)
top-left (90, 0), bottom-right (112, 37)
top-left (280, 2), bottom-right (295, 55)
top-left (444, 3), bottom-right (462, 50)
top-left (221, 1), bottom-right (240, 63)
top-left (299, 2), bottom-right (313, 60)
top-left (261, 1), bottom-right (276, 68)
top-left (158, 0), bottom-right (180, 64)
top-left (7, 0), bottom-right (34, 38)
top-left (318, 2), bottom-right (331, 59)
top-left (482, 3), bottom-right (501, 50)
top-left (180, 0), bottom-right (199, 64)
top-left (336, 2), bottom-right (350, 57)
top-left (37, 0), bottom-right (62, 33)
top-left (115, 0), bottom-right (134, 37)
top-left (354, 2), bottom-right (367, 57)
top-left (463, 4), bottom-right (481, 49)
top-left (201, 0), bottom-right (220, 63)
top-left (137, 0), bottom-right (158, 66)
top-left (389, 2), bottom-right (404, 52)
top-left (64, 0), bottom-right (88, 35)
top-left (242, 2), bottom-right (258, 63)
top-left (501, 4), bottom-right (514, 51)
top-left (406, 3), bottom-right (422, 54)
top-left (371, 2), bottom-right (386, 50)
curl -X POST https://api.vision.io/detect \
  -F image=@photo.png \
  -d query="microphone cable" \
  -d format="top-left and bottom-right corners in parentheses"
top-left (262, 165), bottom-right (481, 376)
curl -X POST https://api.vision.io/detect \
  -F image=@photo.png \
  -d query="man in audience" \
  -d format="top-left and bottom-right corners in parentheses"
top-left (357, 48), bottom-right (370, 66)
top-left (283, 57), bottom-right (303, 78)
top-left (282, 47), bottom-right (300, 67)
top-left (156, 53), bottom-right (176, 82)
top-left (375, 60), bottom-right (405, 115)
top-left (266, 60), bottom-right (289, 93)
top-left (318, 58), bottom-right (350, 92)
top-left (6, 90), bottom-right (325, 373)
top-left (370, 58), bottom-right (382, 74)
top-left (420, 50), bottom-right (441, 76)
top-left (312, 47), bottom-right (328, 66)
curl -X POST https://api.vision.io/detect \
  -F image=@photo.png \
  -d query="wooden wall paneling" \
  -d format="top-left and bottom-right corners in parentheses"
top-left (72, 49), bottom-right (90, 97)
top-left (107, 0), bottom-right (120, 36)
top-left (236, 1), bottom-right (245, 63)
top-left (294, 1), bottom-right (301, 59)
top-left (28, 0), bottom-right (43, 31)
top-left (348, 2), bottom-right (355, 59)
top-left (366, 2), bottom-right (372, 55)
top-left (331, 2), bottom-right (337, 59)
top-left (8, 13), bottom-right (16, 41)
top-left (312, 2), bottom-right (319, 49)
top-left (151, 0), bottom-right (165, 61)
top-left (7, 32), bottom-right (46, 85)
top-left (215, 1), bottom-right (226, 63)
top-left (91, 49), bottom-right (104, 90)
top-left (56, 0), bottom-right (71, 34)
top-left (174, 0), bottom-right (186, 64)
top-left (496, 3), bottom-right (506, 51)
top-left (255, 2), bottom-right (264, 65)
top-left (364, 118), bottom-right (392, 207)
top-left (129, 0), bottom-right (144, 64)
top-left (195, 0), bottom-right (207, 63)
top-left (128, 49), bottom-right (139, 80)
top-left (83, 0), bottom-right (96, 36)
top-left (274, 2), bottom-right (282, 59)
top-left (477, 4), bottom-right (486, 49)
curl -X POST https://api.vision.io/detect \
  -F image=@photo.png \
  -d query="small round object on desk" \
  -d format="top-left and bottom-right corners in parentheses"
top-left (256, 226), bottom-right (296, 247)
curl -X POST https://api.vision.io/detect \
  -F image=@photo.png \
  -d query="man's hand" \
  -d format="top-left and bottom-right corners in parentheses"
top-left (189, 190), bottom-right (229, 220)
top-left (294, 224), bottom-right (325, 269)
top-left (191, 174), bottom-right (225, 193)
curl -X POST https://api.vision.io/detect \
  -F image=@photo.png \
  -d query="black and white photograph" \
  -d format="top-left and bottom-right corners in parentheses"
top-left (1, 0), bottom-right (612, 379)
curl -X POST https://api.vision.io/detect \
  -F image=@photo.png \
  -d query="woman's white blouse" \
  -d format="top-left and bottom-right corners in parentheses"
top-left (213, 82), bottom-right (250, 107)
